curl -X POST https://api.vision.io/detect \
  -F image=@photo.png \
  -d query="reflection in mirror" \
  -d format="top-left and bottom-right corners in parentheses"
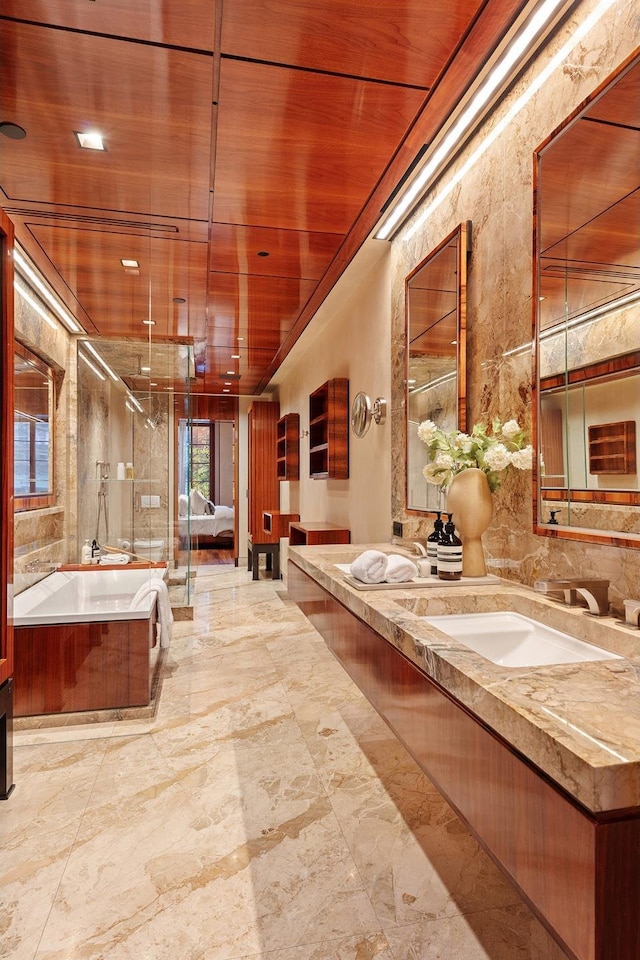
top-left (535, 52), bottom-right (640, 546)
top-left (406, 223), bottom-right (468, 512)
top-left (14, 343), bottom-right (55, 510)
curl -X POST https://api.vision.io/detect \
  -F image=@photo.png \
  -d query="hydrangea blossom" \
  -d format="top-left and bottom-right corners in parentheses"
top-left (417, 416), bottom-right (531, 492)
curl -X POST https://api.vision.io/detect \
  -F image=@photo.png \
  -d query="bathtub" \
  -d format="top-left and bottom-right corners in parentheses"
top-left (13, 567), bottom-right (166, 626)
top-left (13, 567), bottom-right (168, 717)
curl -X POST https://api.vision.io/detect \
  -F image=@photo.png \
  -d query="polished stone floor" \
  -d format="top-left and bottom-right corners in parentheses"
top-left (3, 566), bottom-right (571, 960)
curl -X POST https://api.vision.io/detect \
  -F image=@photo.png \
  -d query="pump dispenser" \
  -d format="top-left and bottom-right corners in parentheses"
top-left (91, 539), bottom-right (100, 564)
top-left (81, 539), bottom-right (91, 565)
top-left (427, 511), bottom-right (444, 576)
top-left (437, 514), bottom-right (462, 581)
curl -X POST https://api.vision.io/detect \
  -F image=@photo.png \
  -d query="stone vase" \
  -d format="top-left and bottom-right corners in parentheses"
top-left (445, 468), bottom-right (493, 577)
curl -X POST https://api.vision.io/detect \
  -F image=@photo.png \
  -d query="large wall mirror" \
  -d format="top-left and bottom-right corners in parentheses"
top-left (14, 342), bottom-right (56, 511)
top-left (406, 222), bottom-right (468, 512)
top-left (534, 52), bottom-right (640, 548)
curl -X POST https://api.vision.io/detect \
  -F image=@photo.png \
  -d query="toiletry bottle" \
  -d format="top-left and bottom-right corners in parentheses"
top-left (126, 462), bottom-right (134, 480)
top-left (437, 514), bottom-right (462, 581)
top-left (91, 539), bottom-right (100, 564)
top-left (427, 511), bottom-right (443, 577)
top-left (81, 538), bottom-right (91, 565)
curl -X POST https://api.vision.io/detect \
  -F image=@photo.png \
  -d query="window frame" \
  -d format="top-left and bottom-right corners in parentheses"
top-left (14, 341), bottom-right (55, 512)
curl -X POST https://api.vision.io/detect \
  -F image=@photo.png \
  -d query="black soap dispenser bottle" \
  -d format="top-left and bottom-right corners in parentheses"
top-left (427, 511), bottom-right (444, 577)
top-left (437, 513), bottom-right (462, 581)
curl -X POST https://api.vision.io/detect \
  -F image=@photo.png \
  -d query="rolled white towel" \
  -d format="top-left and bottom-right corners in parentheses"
top-left (99, 553), bottom-right (129, 565)
top-left (129, 577), bottom-right (173, 648)
top-left (385, 554), bottom-right (418, 583)
top-left (350, 550), bottom-right (388, 584)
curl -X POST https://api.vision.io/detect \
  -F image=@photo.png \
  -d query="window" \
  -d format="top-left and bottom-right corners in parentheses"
top-left (14, 343), bottom-right (55, 510)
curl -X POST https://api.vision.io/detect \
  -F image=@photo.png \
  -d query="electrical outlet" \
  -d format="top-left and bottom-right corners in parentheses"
top-left (392, 521), bottom-right (403, 537)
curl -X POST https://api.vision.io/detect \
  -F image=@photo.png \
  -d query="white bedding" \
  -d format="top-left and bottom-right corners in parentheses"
top-left (179, 505), bottom-right (234, 539)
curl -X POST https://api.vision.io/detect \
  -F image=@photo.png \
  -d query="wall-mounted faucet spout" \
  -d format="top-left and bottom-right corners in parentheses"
top-left (534, 578), bottom-right (610, 617)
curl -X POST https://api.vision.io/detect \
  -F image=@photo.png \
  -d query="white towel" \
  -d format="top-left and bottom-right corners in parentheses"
top-left (129, 577), bottom-right (173, 648)
top-left (99, 553), bottom-right (129, 565)
top-left (385, 554), bottom-right (418, 583)
top-left (350, 550), bottom-right (388, 584)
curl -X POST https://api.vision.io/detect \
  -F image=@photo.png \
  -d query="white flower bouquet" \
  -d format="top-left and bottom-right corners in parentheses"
top-left (418, 417), bottom-right (533, 493)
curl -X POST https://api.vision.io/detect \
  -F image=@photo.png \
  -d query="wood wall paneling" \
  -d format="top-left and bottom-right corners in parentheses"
top-left (0, 210), bottom-right (14, 687)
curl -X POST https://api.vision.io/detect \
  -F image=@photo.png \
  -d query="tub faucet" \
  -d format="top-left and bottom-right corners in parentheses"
top-left (26, 559), bottom-right (57, 573)
top-left (534, 578), bottom-right (610, 617)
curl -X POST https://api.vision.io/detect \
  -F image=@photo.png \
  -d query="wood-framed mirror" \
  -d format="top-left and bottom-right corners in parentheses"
top-left (533, 50), bottom-right (640, 549)
top-left (405, 222), bottom-right (469, 513)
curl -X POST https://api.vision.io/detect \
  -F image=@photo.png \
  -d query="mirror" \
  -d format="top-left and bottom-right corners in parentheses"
top-left (14, 343), bottom-right (55, 510)
top-left (534, 53), bottom-right (640, 547)
top-left (405, 222), bottom-right (468, 512)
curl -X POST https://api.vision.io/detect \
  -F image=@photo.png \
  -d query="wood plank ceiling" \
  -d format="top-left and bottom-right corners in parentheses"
top-left (1, 0), bottom-right (527, 395)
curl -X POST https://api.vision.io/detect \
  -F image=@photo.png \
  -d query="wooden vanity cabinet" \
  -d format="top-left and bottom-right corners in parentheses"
top-left (288, 561), bottom-right (640, 960)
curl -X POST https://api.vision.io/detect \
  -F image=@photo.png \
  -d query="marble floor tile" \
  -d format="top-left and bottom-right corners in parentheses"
top-left (4, 567), bottom-right (571, 960)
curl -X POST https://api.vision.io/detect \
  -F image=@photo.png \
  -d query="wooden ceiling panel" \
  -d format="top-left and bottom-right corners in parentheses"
top-left (203, 346), bottom-right (281, 394)
top-left (206, 272), bottom-right (317, 343)
top-left (0, 0), bottom-right (216, 50)
top-left (208, 224), bottom-right (343, 280)
top-left (1, 0), bottom-right (530, 392)
top-left (1, 22), bottom-right (212, 220)
top-left (221, 0), bottom-right (484, 88)
top-left (29, 224), bottom-right (208, 339)
top-left (213, 59), bottom-right (427, 233)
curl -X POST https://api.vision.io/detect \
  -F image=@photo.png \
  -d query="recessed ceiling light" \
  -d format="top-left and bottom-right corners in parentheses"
top-left (257, 251), bottom-right (269, 257)
top-left (74, 131), bottom-right (106, 151)
top-left (231, 354), bottom-right (240, 359)
top-left (223, 388), bottom-right (230, 393)
top-left (224, 382), bottom-right (231, 386)
top-left (0, 122), bottom-right (27, 140)
top-left (120, 258), bottom-right (139, 268)
top-left (142, 318), bottom-right (155, 325)
top-left (150, 382), bottom-right (158, 387)
top-left (450, 339), bottom-right (457, 345)
top-left (173, 297), bottom-right (186, 304)
top-left (140, 366), bottom-right (151, 372)
top-left (237, 336), bottom-right (244, 341)
top-left (226, 370), bottom-right (234, 375)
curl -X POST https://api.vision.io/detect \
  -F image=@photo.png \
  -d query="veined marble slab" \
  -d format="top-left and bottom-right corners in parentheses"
top-left (290, 542), bottom-right (640, 814)
top-left (334, 563), bottom-right (501, 590)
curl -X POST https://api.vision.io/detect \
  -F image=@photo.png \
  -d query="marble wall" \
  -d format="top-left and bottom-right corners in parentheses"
top-left (390, 0), bottom-right (640, 609)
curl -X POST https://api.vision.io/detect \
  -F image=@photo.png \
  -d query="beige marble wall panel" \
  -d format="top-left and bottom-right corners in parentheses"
top-left (391, 0), bottom-right (640, 603)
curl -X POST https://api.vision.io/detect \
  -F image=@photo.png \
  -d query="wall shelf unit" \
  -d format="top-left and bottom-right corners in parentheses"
top-left (588, 421), bottom-right (636, 475)
top-left (276, 413), bottom-right (300, 481)
top-left (308, 378), bottom-right (349, 479)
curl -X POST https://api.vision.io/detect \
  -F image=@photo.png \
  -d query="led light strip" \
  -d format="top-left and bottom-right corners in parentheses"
top-left (14, 279), bottom-right (58, 330)
top-left (78, 350), bottom-right (106, 381)
top-left (81, 341), bottom-right (119, 382)
top-left (14, 247), bottom-right (82, 333)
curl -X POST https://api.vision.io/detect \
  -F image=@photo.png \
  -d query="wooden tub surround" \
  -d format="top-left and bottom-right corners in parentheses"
top-left (287, 544), bottom-right (640, 960)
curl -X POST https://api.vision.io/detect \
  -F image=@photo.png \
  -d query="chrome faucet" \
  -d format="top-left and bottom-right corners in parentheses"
top-left (534, 578), bottom-right (610, 617)
top-left (26, 559), bottom-right (57, 573)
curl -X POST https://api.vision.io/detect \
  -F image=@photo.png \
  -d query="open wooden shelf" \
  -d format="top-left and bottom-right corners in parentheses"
top-left (276, 413), bottom-right (300, 481)
top-left (308, 378), bottom-right (349, 479)
top-left (588, 420), bottom-right (636, 475)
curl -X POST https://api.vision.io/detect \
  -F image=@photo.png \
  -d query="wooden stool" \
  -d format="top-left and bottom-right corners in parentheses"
top-left (247, 536), bottom-right (280, 580)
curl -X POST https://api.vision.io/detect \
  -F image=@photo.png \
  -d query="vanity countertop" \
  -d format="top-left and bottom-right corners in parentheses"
top-left (288, 543), bottom-right (640, 815)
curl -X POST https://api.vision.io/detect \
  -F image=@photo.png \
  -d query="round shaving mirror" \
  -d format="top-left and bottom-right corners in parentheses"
top-left (351, 391), bottom-right (372, 437)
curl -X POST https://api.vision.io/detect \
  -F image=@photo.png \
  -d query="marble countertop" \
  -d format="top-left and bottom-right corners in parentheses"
top-left (288, 543), bottom-right (640, 815)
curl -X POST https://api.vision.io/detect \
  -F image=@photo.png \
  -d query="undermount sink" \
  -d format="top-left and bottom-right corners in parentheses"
top-left (423, 611), bottom-right (622, 667)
